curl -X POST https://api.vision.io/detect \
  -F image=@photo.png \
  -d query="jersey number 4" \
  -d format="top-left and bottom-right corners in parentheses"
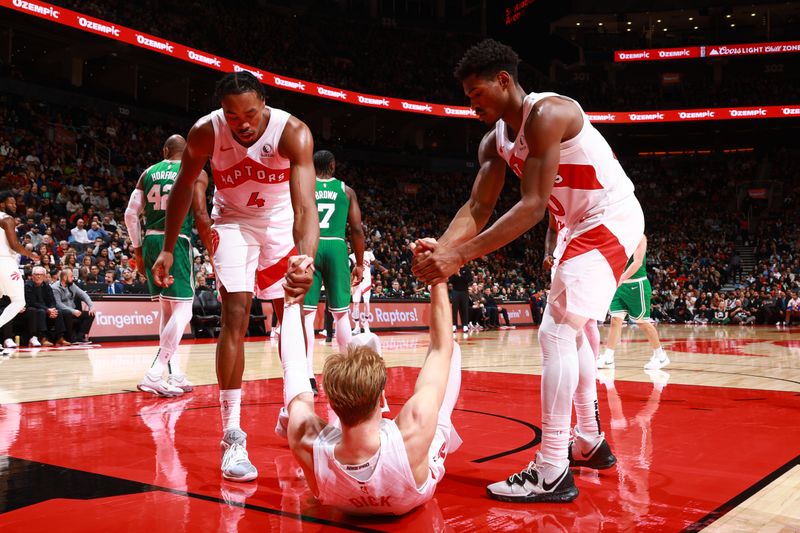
top-left (318, 203), bottom-right (335, 228)
top-left (247, 192), bottom-right (266, 208)
top-left (146, 183), bottom-right (173, 210)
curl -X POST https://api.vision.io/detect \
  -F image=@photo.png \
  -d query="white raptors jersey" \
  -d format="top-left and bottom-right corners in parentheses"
top-left (209, 106), bottom-right (293, 230)
top-left (313, 419), bottom-right (436, 515)
top-left (0, 212), bottom-right (14, 258)
top-left (495, 92), bottom-right (636, 237)
top-left (349, 250), bottom-right (376, 283)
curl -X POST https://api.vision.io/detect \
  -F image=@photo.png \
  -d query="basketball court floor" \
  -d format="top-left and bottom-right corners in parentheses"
top-left (0, 324), bottom-right (798, 531)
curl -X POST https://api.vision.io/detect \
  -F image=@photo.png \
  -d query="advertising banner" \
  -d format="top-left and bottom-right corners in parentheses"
top-left (5, 1), bottom-right (797, 124)
top-left (615, 41), bottom-right (800, 62)
top-left (88, 299), bottom-right (190, 339)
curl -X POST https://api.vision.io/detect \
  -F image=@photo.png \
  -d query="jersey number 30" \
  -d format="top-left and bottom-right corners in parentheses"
top-left (146, 183), bottom-right (173, 210)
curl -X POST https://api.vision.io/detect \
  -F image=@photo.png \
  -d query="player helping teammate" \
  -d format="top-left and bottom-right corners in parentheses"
top-left (278, 242), bottom-right (461, 515)
top-left (152, 72), bottom-right (318, 482)
top-left (413, 39), bottom-right (644, 502)
top-left (127, 134), bottom-right (212, 397)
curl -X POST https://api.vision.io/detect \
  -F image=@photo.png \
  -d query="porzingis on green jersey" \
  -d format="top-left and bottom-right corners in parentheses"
top-left (315, 177), bottom-right (349, 239)
top-left (143, 160), bottom-right (193, 237)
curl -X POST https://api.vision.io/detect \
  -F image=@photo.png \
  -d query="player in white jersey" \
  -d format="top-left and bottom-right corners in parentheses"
top-left (413, 39), bottom-right (643, 503)
top-left (278, 246), bottom-right (461, 516)
top-left (349, 248), bottom-right (385, 334)
top-left (152, 72), bottom-right (318, 483)
top-left (0, 192), bottom-right (38, 354)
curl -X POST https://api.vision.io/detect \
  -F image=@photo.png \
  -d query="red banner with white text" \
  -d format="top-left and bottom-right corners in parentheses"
top-left (615, 41), bottom-right (800, 62)
top-left (3, 0), bottom-right (799, 124)
top-left (0, 0), bottom-right (475, 118)
top-left (585, 105), bottom-right (800, 124)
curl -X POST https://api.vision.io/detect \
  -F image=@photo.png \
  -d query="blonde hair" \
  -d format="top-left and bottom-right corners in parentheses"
top-left (323, 345), bottom-right (386, 426)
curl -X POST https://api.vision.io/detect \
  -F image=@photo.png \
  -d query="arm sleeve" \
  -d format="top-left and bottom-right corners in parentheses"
top-left (124, 189), bottom-right (145, 247)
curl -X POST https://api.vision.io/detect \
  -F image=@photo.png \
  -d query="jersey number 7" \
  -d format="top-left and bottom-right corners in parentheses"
top-left (318, 203), bottom-right (335, 228)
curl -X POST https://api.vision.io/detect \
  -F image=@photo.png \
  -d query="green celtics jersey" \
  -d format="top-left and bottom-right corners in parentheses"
top-left (624, 251), bottom-right (647, 280)
top-left (315, 177), bottom-right (349, 239)
top-left (143, 160), bottom-right (193, 237)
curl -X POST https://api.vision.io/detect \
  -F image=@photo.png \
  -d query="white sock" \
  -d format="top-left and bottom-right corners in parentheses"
top-left (150, 299), bottom-right (193, 376)
top-left (304, 310), bottom-right (316, 379)
top-left (654, 346), bottom-right (665, 357)
top-left (333, 311), bottom-right (351, 354)
top-left (220, 389), bottom-right (242, 432)
top-left (604, 348), bottom-right (615, 360)
top-left (148, 349), bottom-right (166, 378)
top-left (575, 332), bottom-right (602, 437)
top-left (538, 309), bottom-right (581, 465)
top-left (281, 303), bottom-right (312, 406)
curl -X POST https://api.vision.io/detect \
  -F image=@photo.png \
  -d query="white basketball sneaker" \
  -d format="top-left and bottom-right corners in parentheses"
top-left (138, 374), bottom-right (184, 397)
top-left (351, 324), bottom-right (361, 335)
top-left (221, 428), bottom-right (258, 482)
top-left (644, 350), bottom-right (670, 370)
top-left (486, 452), bottom-right (578, 503)
top-left (4, 338), bottom-right (16, 349)
top-left (596, 351), bottom-right (615, 369)
top-left (568, 427), bottom-right (617, 470)
top-left (168, 374), bottom-right (194, 393)
top-left (275, 406), bottom-right (289, 439)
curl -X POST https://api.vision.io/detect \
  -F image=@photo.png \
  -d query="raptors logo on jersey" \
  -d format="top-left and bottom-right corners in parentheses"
top-left (209, 106), bottom-right (294, 230)
top-left (496, 91), bottom-right (644, 321)
top-left (495, 91), bottom-right (636, 237)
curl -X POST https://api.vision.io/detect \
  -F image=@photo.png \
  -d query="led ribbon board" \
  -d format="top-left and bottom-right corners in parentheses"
top-left (3, 0), bottom-right (798, 123)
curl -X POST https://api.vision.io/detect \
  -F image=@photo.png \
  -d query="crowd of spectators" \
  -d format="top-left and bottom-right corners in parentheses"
top-left (1, 89), bottom-right (799, 338)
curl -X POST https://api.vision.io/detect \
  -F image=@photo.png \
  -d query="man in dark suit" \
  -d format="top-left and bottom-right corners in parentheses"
top-left (24, 266), bottom-right (69, 347)
top-left (104, 270), bottom-right (125, 295)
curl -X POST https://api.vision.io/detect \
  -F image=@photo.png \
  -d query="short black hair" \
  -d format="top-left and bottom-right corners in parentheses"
top-left (313, 150), bottom-right (336, 176)
top-left (0, 191), bottom-right (13, 203)
top-left (454, 38), bottom-right (520, 82)
top-left (214, 72), bottom-right (265, 102)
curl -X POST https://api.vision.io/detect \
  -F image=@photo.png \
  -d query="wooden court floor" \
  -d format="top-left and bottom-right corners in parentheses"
top-left (0, 324), bottom-right (798, 531)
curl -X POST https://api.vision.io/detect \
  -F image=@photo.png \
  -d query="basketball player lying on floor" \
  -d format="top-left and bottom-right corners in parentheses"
top-left (278, 249), bottom-right (462, 515)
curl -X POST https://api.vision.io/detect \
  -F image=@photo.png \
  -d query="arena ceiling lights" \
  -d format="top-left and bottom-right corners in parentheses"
top-left (3, 0), bottom-right (799, 125)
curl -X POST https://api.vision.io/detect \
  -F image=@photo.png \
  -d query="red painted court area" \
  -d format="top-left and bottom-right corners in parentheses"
top-left (1, 368), bottom-right (798, 532)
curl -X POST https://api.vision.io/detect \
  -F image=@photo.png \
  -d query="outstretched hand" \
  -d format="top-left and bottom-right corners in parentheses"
top-left (284, 255), bottom-right (315, 305)
top-left (410, 238), bottom-right (462, 285)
